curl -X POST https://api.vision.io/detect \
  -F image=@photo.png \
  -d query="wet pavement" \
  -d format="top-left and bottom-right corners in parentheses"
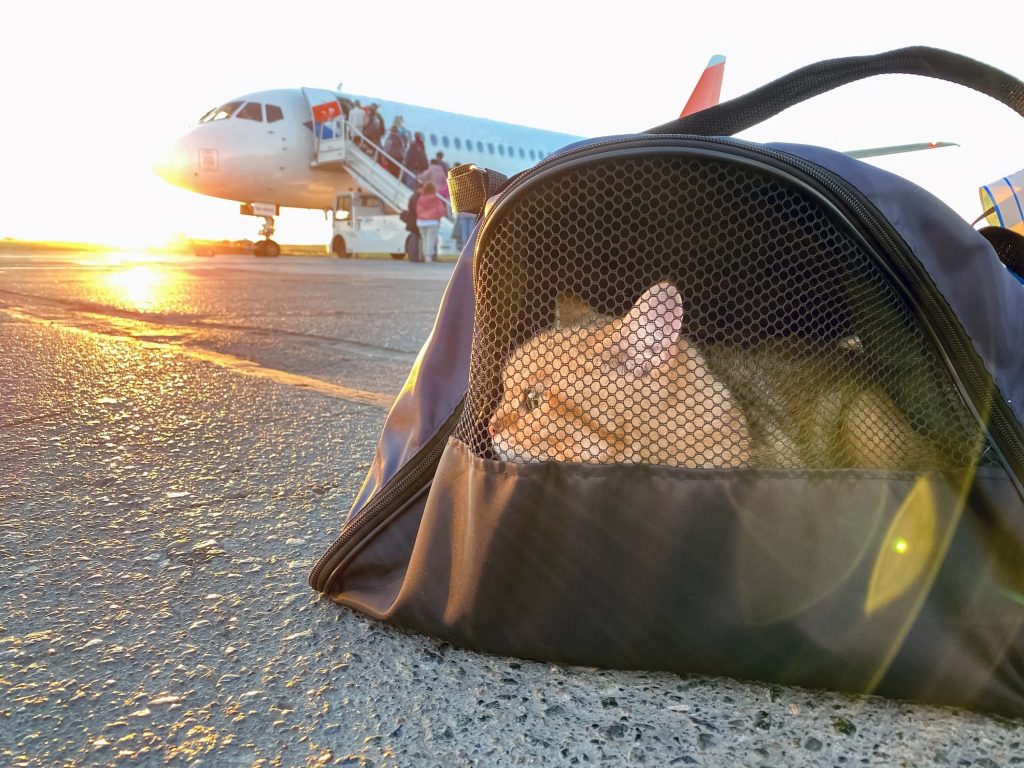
top-left (1, 250), bottom-right (1021, 767)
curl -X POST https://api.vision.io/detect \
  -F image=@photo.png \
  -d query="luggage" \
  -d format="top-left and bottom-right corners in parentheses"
top-left (405, 231), bottom-right (421, 263)
top-left (310, 48), bottom-right (1024, 715)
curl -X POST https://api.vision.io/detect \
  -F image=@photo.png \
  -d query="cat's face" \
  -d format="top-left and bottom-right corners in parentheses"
top-left (488, 320), bottom-right (622, 463)
top-left (487, 282), bottom-right (749, 466)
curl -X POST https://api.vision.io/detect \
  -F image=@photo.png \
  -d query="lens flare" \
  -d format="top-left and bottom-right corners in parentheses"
top-left (866, 477), bottom-right (937, 616)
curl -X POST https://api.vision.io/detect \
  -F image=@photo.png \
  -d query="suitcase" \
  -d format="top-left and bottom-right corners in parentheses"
top-left (405, 231), bottom-right (422, 263)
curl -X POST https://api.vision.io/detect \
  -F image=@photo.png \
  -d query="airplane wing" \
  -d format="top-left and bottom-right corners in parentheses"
top-left (843, 141), bottom-right (958, 159)
top-left (679, 55), bottom-right (726, 118)
top-left (978, 169), bottom-right (1024, 234)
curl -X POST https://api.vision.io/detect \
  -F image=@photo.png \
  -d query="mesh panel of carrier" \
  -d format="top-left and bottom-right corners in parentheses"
top-left (454, 154), bottom-right (990, 471)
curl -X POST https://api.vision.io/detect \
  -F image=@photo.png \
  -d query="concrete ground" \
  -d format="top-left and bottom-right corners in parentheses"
top-left (1, 250), bottom-right (1021, 767)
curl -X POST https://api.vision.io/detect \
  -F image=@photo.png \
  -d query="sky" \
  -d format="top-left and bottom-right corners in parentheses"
top-left (1, 1), bottom-right (1022, 248)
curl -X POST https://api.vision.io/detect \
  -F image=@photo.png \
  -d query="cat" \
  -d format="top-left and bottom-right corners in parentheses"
top-left (488, 282), bottom-right (751, 468)
top-left (488, 281), bottom-right (933, 469)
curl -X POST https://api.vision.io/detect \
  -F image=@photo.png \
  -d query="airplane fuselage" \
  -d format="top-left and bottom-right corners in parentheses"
top-left (157, 89), bottom-right (349, 209)
top-left (155, 88), bottom-right (582, 211)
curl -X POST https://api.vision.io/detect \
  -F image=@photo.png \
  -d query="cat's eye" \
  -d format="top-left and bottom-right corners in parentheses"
top-left (523, 390), bottom-right (543, 412)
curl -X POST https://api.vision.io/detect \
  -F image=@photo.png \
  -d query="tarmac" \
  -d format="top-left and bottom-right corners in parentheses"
top-left (1, 250), bottom-right (1021, 767)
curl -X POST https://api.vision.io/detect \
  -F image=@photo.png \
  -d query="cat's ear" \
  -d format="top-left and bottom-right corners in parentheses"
top-left (554, 292), bottom-right (598, 328)
top-left (619, 282), bottom-right (684, 372)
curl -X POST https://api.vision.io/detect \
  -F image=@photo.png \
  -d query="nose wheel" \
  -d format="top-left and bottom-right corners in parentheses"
top-left (253, 215), bottom-right (280, 257)
top-left (254, 239), bottom-right (280, 257)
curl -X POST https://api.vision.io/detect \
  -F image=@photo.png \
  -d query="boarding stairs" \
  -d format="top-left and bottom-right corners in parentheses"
top-left (302, 90), bottom-right (455, 252)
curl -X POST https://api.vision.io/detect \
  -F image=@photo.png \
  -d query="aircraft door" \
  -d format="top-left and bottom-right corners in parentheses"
top-left (302, 87), bottom-right (347, 165)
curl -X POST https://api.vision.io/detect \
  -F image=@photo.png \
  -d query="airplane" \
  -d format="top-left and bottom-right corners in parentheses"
top-left (154, 85), bottom-right (587, 257)
top-left (150, 57), bottom-right (744, 257)
top-left (153, 57), bottom-right (955, 258)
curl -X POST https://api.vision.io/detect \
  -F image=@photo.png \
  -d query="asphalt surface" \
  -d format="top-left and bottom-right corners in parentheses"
top-left (1, 249), bottom-right (1021, 767)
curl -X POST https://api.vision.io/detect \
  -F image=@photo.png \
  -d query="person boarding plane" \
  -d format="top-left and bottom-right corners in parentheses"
top-left (153, 57), bottom-right (954, 258)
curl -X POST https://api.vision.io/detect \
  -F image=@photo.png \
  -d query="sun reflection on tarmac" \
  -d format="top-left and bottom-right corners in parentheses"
top-left (104, 265), bottom-right (167, 310)
top-left (92, 260), bottom-right (189, 314)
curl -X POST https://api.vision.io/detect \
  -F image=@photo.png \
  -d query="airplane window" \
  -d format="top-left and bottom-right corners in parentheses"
top-left (199, 101), bottom-right (242, 123)
top-left (476, 140), bottom-right (483, 152)
top-left (498, 145), bottom-right (505, 156)
top-left (235, 102), bottom-right (263, 121)
top-left (487, 143), bottom-right (495, 154)
top-left (454, 137), bottom-right (462, 150)
top-left (266, 104), bottom-right (283, 123)
top-left (430, 133), bottom-right (438, 145)
top-left (519, 147), bottom-right (525, 159)
top-left (442, 136), bottom-right (450, 148)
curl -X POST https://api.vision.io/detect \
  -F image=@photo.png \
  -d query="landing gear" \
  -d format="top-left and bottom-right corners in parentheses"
top-left (254, 239), bottom-right (280, 257)
top-left (331, 234), bottom-right (350, 258)
top-left (253, 215), bottom-right (280, 257)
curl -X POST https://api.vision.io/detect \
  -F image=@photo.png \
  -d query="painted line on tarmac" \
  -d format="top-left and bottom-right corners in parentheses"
top-left (1, 307), bottom-right (396, 410)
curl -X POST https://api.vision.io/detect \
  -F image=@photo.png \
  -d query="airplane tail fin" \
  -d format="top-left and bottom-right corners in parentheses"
top-left (679, 55), bottom-right (726, 118)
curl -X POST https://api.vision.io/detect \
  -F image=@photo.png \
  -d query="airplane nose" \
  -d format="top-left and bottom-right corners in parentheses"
top-left (152, 138), bottom-right (191, 188)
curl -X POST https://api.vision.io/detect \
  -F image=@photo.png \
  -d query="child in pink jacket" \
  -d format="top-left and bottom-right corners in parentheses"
top-left (415, 182), bottom-right (447, 262)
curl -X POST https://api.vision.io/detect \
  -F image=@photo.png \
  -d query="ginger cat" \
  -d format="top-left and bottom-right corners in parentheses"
top-left (488, 282), bottom-right (751, 468)
top-left (488, 282), bottom-right (932, 469)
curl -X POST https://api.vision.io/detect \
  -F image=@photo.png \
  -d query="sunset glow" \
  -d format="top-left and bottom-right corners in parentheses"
top-left (2, 3), bottom-right (1021, 248)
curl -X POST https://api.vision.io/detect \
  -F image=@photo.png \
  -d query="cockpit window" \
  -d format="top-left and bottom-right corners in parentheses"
top-left (236, 102), bottom-right (263, 121)
top-left (199, 101), bottom-right (242, 123)
top-left (266, 104), bottom-right (283, 123)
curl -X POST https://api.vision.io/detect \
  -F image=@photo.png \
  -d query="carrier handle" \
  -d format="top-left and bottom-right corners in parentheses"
top-left (646, 47), bottom-right (1024, 136)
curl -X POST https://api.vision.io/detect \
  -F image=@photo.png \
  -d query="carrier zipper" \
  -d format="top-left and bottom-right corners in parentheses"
top-left (477, 136), bottom-right (1024, 492)
top-left (308, 402), bottom-right (464, 593)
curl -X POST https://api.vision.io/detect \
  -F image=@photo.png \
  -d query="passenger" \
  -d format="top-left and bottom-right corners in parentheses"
top-left (403, 132), bottom-right (429, 188)
top-left (383, 125), bottom-right (405, 177)
top-left (363, 104), bottom-right (386, 153)
top-left (450, 164), bottom-right (476, 251)
top-left (348, 99), bottom-right (365, 143)
top-left (416, 181), bottom-right (446, 263)
top-left (434, 151), bottom-right (451, 174)
top-left (417, 157), bottom-right (449, 199)
top-left (455, 211), bottom-right (476, 251)
top-left (394, 116), bottom-right (411, 152)
top-left (401, 184), bottom-right (423, 262)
